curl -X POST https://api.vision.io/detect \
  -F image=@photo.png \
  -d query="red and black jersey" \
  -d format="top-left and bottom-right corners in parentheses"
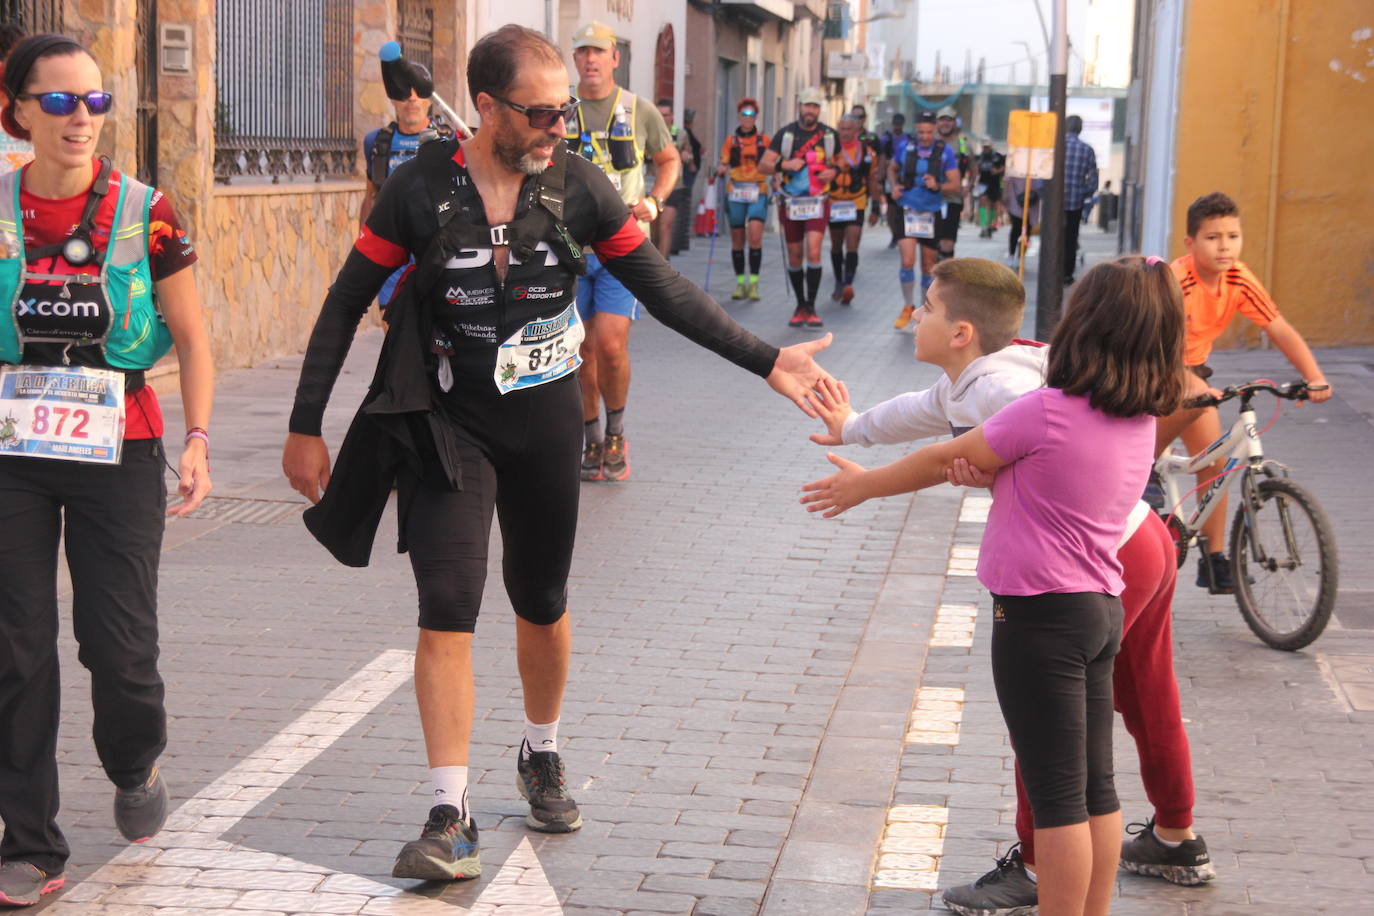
top-left (290, 142), bottom-right (778, 436)
top-left (17, 162), bottom-right (196, 438)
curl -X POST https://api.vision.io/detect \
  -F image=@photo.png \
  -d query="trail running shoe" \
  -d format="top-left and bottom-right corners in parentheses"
top-left (0, 862), bottom-right (64, 907)
top-left (805, 310), bottom-right (824, 329)
top-left (747, 278), bottom-right (761, 300)
top-left (941, 842), bottom-right (1038, 915)
top-left (580, 439), bottom-right (604, 482)
top-left (517, 751), bottom-right (583, 833)
top-left (1120, 817), bottom-right (1216, 886)
top-left (893, 304), bottom-right (914, 331)
top-left (392, 805), bottom-right (480, 881)
top-left (830, 281), bottom-right (844, 303)
top-left (1196, 551), bottom-right (1235, 593)
top-left (114, 766), bottom-right (169, 843)
top-left (602, 434), bottom-right (629, 482)
top-left (840, 284), bottom-right (855, 305)
top-left (731, 279), bottom-right (747, 300)
top-left (789, 307), bottom-right (808, 328)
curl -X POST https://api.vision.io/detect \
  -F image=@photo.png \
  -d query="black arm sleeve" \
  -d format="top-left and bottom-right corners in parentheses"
top-left (288, 249), bottom-right (395, 435)
top-left (601, 239), bottom-right (779, 378)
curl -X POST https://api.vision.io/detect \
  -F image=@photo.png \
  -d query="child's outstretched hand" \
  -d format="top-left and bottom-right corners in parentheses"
top-left (801, 452), bottom-right (869, 518)
top-left (809, 377), bottom-right (854, 446)
top-left (945, 457), bottom-right (996, 489)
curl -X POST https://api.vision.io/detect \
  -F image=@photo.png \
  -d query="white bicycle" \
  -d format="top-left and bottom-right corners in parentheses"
top-left (1153, 380), bottom-right (1337, 651)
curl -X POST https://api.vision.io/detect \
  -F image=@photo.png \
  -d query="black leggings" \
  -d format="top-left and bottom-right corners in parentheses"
top-left (991, 592), bottom-right (1124, 829)
top-left (401, 374), bottom-right (582, 633)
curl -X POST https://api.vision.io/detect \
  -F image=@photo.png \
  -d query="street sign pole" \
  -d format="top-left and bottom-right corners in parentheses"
top-left (1035, 0), bottom-right (1070, 340)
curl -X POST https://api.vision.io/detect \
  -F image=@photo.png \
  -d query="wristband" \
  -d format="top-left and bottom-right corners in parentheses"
top-left (185, 427), bottom-right (209, 451)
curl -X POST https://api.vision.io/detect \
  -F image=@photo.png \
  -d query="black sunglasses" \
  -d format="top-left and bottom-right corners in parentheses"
top-left (18, 91), bottom-right (114, 116)
top-left (495, 95), bottom-right (579, 130)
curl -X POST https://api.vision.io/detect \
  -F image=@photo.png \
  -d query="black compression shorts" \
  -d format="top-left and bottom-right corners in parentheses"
top-left (399, 374), bottom-right (582, 632)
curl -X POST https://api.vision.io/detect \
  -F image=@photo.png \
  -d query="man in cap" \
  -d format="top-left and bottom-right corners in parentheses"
top-left (565, 21), bottom-right (678, 483)
top-left (935, 105), bottom-right (971, 260)
top-left (760, 87), bottom-right (838, 329)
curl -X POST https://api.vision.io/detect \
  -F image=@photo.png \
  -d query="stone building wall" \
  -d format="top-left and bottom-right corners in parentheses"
top-left (46, 0), bottom-right (467, 372)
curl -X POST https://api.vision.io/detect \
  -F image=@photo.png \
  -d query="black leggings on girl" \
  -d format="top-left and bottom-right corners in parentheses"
top-left (990, 592), bottom-right (1124, 829)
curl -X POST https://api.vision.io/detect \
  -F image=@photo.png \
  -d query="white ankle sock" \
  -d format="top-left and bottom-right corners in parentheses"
top-left (522, 718), bottom-right (559, 759)
top-left (1153, 826), bottom-right (1184, 848)
top-left (430, 766), bottom-right (469, 818)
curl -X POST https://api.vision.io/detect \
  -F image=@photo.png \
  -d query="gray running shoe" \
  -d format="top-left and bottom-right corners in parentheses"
top-left (601, 434), bottom-right (629, 482)
top-left (941, 843), bottom-right (1038, 916)
top-left (1120, 818), bottom-right (1216, 886)
top-left (580, 439), bottom-right (604, 482)
top-left (516, 750), bottom-right (583, 833)
top-left (114, 766), bottom-right (169, 843)
top-left (0, 861), bottom-right (65, 907)
top-left (391, 805), bottom-right (480, 881)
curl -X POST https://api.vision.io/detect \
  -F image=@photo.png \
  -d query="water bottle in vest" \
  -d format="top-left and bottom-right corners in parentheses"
top-left (609, 103), bottom-right (637, 171)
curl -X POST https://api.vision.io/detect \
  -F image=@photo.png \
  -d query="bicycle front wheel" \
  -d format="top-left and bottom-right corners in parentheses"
top-left (1229, 477), bottom-right (1338, 651)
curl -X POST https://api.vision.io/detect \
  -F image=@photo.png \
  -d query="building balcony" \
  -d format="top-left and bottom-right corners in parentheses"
top-left (719, 0), bottom-right (795, 23)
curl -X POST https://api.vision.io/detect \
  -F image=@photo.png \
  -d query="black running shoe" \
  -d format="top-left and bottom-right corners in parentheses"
top-left (0, 862), bottom-right (64, 907)
top-left (1120, 817), bottom-right (1215, 886)
top-left (517, 750), bottom-right (583, 833)
top-left (1196, 551), bottom-right (1235, 593)
top-left (391, 805), bottom-right (480, 881)
top-left (941, 842), bottom-right (1038, 915)
top-left (114, 766), bottom-right (169, 843)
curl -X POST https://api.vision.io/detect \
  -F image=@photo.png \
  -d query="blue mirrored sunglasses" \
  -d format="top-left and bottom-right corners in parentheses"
top-left (19, 91), bottom-right (114, 116)
top-left (739, 109), bottom-right (758, 117)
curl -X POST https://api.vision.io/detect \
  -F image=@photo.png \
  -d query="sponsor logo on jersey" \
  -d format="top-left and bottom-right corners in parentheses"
top-left (512, 285), bottom-right (565, 301)
top-left (445, 285), bottom-right (496, 307)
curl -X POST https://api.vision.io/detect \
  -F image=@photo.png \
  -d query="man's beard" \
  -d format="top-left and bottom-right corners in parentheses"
top-left (800, 113), bottom-right (817, 129)
top-left (493, 122), bottom-right (556, 175)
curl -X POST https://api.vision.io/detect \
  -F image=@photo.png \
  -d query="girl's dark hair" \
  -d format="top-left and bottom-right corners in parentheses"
top-left (1, 33), bottom-right (91, 141)
top-left (1045, 256), bottom-right (1186, 418)
top-left (466, 24), bottom-right (565, 107)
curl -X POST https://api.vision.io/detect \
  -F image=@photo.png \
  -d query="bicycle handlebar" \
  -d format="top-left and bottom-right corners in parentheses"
top-left (1182, 379), bottom-right (1321, 410)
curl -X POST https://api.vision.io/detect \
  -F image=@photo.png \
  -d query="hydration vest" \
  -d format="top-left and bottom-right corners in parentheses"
top-left (902, 139), bottom-right (949, 189)
top-left (412, 139), bottom-right (587, 292)
top-left (728, 130), bottom-right (767, 168)
top-left (0, 166), bottom-right (171, 370)
top-left (778, 124), bottom-right (836, 165)
top-left (564, 89), bottom-right (642, 176)
top-left (369, 120), bottom-right (454, 189)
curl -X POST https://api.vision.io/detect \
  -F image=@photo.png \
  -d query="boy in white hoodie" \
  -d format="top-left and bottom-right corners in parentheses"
top-left (812, 258), bottom-right (1213, 914)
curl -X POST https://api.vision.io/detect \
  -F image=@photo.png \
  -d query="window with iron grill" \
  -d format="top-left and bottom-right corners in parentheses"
top-left (214, 0), bottom-right (354, 183)
top-left (0, 0), bottom-right (62, 33)
top-left (398, 0), bottom-right (434, 75)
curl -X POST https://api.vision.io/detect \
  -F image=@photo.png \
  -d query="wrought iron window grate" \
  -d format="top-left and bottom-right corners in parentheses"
top-left (0, 0), bottom-right (61, 32)
top-left (214, 0), bottom-right (354, 183)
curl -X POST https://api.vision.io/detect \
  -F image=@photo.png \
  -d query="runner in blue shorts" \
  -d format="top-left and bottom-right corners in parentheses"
top-left (715, 98), bottom-right (772, 301)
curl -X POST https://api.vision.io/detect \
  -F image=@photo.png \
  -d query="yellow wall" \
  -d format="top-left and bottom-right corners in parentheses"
top-left (1172, 0), bottom-right (1374, 349)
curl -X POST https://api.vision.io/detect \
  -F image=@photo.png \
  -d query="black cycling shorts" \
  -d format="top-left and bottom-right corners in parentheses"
top-left (990, 591), bottom-right (1124, 829)
top-left (398, 373), bottom-right (582, 632)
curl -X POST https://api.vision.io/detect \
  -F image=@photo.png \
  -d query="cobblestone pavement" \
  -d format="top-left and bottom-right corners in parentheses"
top-left (29, 216), bottom-right (1373, 913)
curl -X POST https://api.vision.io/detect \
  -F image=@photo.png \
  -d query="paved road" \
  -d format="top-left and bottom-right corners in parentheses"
top-left (31, 216), bottom-right (1374, 913)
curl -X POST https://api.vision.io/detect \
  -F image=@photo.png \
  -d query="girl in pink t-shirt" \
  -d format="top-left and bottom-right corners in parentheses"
top-left (803, 256), bottom-right (1186, 916)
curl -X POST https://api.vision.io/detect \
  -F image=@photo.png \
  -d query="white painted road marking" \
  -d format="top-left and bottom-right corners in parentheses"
top-left (51, 649), bottom-right (563, 914)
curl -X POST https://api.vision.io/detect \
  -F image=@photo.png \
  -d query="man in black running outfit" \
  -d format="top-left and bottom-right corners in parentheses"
top-left (281, 24), bottom-right (832, 884)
